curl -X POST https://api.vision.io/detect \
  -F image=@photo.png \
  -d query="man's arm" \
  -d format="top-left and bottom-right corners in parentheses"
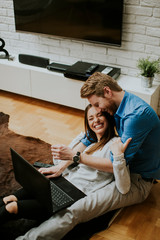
top-left (68, 134), bottom-right (113, 172)
top-left (52, 144), bottom-right (113, 173)
top-left (51, 141), bottom-right (87, 168)
top-left (115, 108), bottom-right (155, 164)
top-left (72, 141), bottom-right (87, 153)
top-left (79, 153), bottom-right (113, 172)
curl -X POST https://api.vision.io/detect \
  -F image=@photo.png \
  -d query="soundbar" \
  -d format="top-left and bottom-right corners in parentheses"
top-left (19, 54), bottom-right (50, 68)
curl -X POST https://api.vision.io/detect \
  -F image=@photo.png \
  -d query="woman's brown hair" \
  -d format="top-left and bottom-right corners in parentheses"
top-left (84, 104), bottom-right (116, 155)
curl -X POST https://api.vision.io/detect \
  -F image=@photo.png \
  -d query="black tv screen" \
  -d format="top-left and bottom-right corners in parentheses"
top-left (13, 0), bottom-right (124, 46)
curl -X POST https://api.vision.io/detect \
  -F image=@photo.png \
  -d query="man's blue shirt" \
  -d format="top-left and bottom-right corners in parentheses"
top-left (82, 91), bottom-right (160, 179)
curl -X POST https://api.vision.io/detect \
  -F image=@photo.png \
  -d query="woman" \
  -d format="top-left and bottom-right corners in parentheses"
top-left (40, 104), bottom-right (131, 194)
top-left (0, 104), bottom-right (131, 225)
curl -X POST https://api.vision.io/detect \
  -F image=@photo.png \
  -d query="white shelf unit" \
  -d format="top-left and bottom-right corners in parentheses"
top-left (0, 59), bottom-right (160, 113)
top-left (0, 59), bottom-right (87, 110)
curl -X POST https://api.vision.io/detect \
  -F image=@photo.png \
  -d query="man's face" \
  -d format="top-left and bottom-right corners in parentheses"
top-left (88, 94), bottom-right (117, 116)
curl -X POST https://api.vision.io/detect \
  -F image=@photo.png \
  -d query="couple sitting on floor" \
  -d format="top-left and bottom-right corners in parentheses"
top-left (0, 103), bottom-right (131, 223)
top-left (1, 72), bottom-right (160, 240)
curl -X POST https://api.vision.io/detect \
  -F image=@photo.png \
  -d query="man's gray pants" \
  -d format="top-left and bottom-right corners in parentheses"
top-left (16, 174), bottom-right (153, 240)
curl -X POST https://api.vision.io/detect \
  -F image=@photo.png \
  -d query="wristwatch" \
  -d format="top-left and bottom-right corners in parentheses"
top-left (73, 151), bottom-right (81, 165)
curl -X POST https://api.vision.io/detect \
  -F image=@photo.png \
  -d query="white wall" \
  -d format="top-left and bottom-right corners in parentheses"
top-left (0, 0), bottom-right (160, 114)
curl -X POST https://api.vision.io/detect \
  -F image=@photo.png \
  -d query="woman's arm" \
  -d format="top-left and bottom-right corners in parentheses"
top-left (110, 137), bottom-right (132, 194)
top-left (39, 161), bottom-right (72, 178)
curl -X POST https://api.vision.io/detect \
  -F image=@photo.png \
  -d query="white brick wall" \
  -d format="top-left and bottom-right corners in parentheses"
top-left (0, 0), bottom-right (160, 114)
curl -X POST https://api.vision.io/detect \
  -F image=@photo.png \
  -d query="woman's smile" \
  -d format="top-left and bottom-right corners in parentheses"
top-left (94, 123), bottom-right (104, 129)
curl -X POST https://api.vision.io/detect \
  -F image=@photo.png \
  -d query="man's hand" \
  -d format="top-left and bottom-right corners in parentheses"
top-left (51, 144), bottom-right (75, 161)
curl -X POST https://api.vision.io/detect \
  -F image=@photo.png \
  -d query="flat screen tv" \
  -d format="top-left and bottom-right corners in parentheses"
top-left (13, 0), bottom-right (124, 46)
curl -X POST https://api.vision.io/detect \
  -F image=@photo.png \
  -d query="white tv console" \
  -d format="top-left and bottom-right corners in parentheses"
top-left (0, 59), bottom-right (160, 113)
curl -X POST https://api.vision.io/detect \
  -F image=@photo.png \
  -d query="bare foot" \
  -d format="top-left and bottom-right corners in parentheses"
top-left (6, 201), bottom-right (18, 214)
top-left (3, 195), bottom-right (18, 204)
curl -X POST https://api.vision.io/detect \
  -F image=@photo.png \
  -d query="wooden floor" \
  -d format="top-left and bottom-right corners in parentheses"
top-left (0, 90), bottom-right (160, 240)
top-left (0, 90), bottom-right (84, 146)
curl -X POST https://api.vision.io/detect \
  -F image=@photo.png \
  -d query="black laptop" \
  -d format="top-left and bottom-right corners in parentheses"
top-left (10, 148), bottom-right (86, 214)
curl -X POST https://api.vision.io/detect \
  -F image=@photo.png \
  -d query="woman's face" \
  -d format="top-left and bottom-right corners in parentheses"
top-left (87, 106), bottom-right (108, 141)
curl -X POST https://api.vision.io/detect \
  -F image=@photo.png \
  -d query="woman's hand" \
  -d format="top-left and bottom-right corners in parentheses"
top-left (110, 137), bottom-right (132, 156)
top-left (39, 166), bottom-right (63, 178)
top-left (38, 160), bottom-right (73, 178)
top-left (51, 144), bottom-right (75, 161)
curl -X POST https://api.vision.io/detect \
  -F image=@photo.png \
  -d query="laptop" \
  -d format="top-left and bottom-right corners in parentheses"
top-left (10, 148), bottom-right (86, 214)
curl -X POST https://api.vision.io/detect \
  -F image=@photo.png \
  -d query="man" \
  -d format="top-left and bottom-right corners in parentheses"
top-left (80, 72), bottom-right (160, 179)
top-left (17, 72), bottom-right (160, 240)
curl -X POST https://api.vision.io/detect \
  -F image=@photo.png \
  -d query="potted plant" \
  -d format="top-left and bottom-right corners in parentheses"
top-left (137, 57), bottom-right (160, 88)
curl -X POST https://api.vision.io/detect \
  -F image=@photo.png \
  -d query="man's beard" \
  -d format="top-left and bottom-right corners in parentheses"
top-left (105, 102), bottom-right (117, 116)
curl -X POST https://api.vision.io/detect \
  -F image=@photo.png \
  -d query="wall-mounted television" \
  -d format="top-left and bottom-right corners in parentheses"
top-left (13, 0), bottom-right (124, 47)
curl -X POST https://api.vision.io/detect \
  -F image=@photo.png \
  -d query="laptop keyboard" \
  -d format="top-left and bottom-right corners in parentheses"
top-left (50, 181), bottom-right (74, 207)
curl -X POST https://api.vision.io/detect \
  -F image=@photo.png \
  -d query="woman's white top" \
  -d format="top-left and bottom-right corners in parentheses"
top-left (65, 137), bottom-right (116, 194)
top-left (54, 132), bottom-right (131, 195)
